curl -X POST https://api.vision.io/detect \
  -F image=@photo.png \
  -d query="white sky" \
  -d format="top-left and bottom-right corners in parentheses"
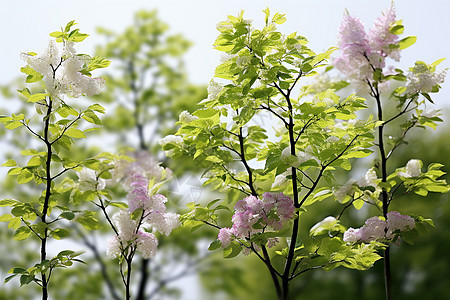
top-left (1, 0), bottom-right (449, 98)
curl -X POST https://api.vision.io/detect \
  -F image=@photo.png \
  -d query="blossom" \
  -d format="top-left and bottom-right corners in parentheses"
top-left (150, 212), bottom-right (179, 236)
top-left (76, 168), bottom-right (105, 191)
top-left (21, 40), bottom-right (105, 103)
top-left (281, 147), bottom-right (315, 167)
top-left (361, 216), bottom-right (387, 242)
top-left (421, 109), bottom-right (439, 118)
top-left (271, 172), bottom-right (289, 189)
top-left (398, 159), bottom-right (422, 178)
top-left (368, 3), bottom-right (400, 61)
top-left (333, 180), bottom-right (355, 203)
top-left (406, 61), bottom-right (447, 94)
top-left (113, 211), bottom-right (137, 241)
top-left (343, 211), bottom-right (415, 243)
top-left (358, 168), bottom-right (378, 188)
top-left (386, 211), bottom-right (415, 238)
top-left (207, 80), bottom-right (223, 101)
top-left (136, 231), bottom-right (158, 259)
top-left (338, 11), bottom-right (370, 57)
top-left (159, 135), bottom-right (183, 147)
top-left (217, 193), bottom-right (294, 248)
top-left (126, 173), bottom-right (154, 212)
top-left (218, 228), bottom-right (233, 247)
top-left (236, 55), bottom-right (252, 67)
top-left (115, 150), bottom-right (172, 188)
top-left (106, 236), bottom-right (121, 259)
top-left (179, 110), bottom-right (198, 123)
top-left (343, 227), bottom-right (363, 243)
top-left (334, 5), bottom-right (402, 86)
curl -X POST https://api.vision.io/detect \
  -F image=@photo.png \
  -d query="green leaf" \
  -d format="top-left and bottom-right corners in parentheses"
top-left (5, 275), bottom-right (18, 284)
top-left (59, 212), bottom-right (75, 220)
top-left (51, 228), bottom-right (70, 240)
top-left (9, 267), bottom-right (27, 274)
top-left (8, 217), bottom-right (21, 230)
top-left (19, 275), bottom-right (34, 286)
top-left (28, 93), bottom-right (47, 103)
top-left (5, 121), bottom-right (23, 130)
top-left (430, 58), bottom-right (445, 68)
top-left (65, 128), bottom-right (86, 139)
top-left (20, 149), bottom-right (38, 156)
top-left (88, 104), bottom-right (106, 114)
top-left (389, 24), bottom-right (404, 35)
top-left (352, 199), bottom-right (364, 210)
top-left (223, 241), bottom-right (242, 258)
top-left (398, 36), bottom-right (417, 50)
top-left (272, 12), bottom-right (286, 24)
top-left (0, 214), bottom-right (13, 222)
top-left (2, 159), bottom-right (17, 167)
top-left (26, 156), bottom-right (41, 167)
top-left (50, 31), bottom-right (64, 38)
top-left (108, 201), bottom-right (129, 209)
top-left (13, 226), bottom-right (31, 241)
top-left (17, 169), bottom-right (33, 184)
top-left (208, 239), bottom-right (222, 251)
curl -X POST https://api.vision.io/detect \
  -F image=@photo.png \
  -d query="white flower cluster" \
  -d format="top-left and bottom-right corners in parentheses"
top-left (207, 80), bottom-right (223, 102)
top-left (333, 180), bottom-right (355, 203)
top-left (158, 135), bottom-right (183, 147)
top-left (357, 168), bottom-right (378, 188)
top-left (397, 159), bottom-right (422, 178)
top-left (281, 147), bottom-right (315, 168)
top-left (179, 110), bottom-right (198, 124)
top-left (21, 40), bottom-right (105, 106)
top-left (106, 211), bottom-right (158, 259)
top-left (406, 62), bottom-right (447, 94)
top-left (76, 168), bottom-right (106, 192)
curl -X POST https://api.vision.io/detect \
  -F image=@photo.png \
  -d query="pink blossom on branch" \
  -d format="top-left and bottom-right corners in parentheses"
top-left (343, 211), bottom-right (415, 243)
top-left (217, 193), bottom-right (295, 249)
top-left (368, 3), bottom-right (400, 61)
top-left (334, 4), bottom-right (401, 84)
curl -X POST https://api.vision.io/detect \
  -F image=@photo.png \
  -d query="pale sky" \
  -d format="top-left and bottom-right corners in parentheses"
top-left (1, 0), bottom-right (449, 100)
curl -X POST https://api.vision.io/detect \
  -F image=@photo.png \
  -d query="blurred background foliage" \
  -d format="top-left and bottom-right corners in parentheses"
top-left (0, 7), bottom-right (449, 300)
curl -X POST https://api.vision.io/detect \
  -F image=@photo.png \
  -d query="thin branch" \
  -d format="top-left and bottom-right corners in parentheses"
top-left (221, 165), bottom-right (251, 195)
top-left (50, 163), bottom-right (81, 180)
top-left (290, 260), bottom-right (344, 280)
top-left (200, 220), bottom-right (222, 230)
top-left (50, 113), bottom-right (83, 145)
top-left (256, 105), bottom-right (287, 126)
top-left (20, 218), bottom-right (44, 240)
top-left (21, 121), bottom-right (45, 142)
top-left (298, 169), bottom-right (314, 185)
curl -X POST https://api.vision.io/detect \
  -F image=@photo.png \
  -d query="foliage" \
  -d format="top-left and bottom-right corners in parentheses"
top-left (163, 6), bottom-right (448, 300)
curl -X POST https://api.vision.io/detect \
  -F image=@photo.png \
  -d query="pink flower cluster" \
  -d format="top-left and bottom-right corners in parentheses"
top-left (343, 211), bottom-right (415, 243)
top-left (106, 152), bottom-right (178, 260)
top-left (218, 193), bottom-right (295, 249)
top-left (126, 173), bottom-right (179, 236)
top-left (334, 4), bottom-right (400, 83)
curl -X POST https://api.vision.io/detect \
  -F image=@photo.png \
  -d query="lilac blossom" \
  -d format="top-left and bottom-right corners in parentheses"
top-left (343, 211), bottom-right (415, 243)
top-left (334, 4), bottom-right (401, 86)
top-left (368, 3), bottom-right (400, 61)
top-left (218, 193), bottom-right (295, 249)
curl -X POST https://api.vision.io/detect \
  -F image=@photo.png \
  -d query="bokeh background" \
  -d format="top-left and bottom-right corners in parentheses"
top-left (0, 0), bottom-right (449, 299)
